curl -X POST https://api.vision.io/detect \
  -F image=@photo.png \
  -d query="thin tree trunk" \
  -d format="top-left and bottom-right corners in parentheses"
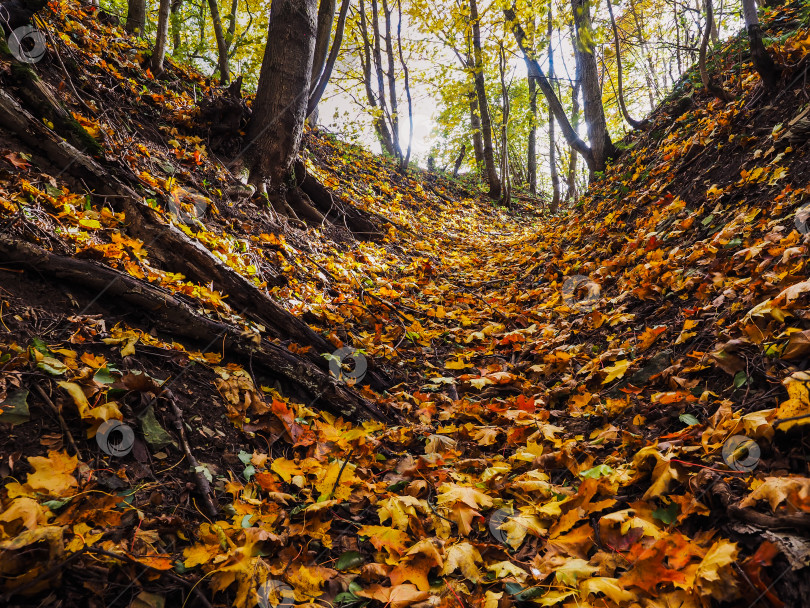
top-left (244, 0), bottom-right (318, 193)
top-left (570, 0), bottom-right (614, 173)
top-left (741, 0), bottom-right (779, 89)
top-left (225, 0), bottom-right (238, 50)
top-left (312, 0), bottom-right (337, 87)
top-left (453, 144), bottom-right (466, 177)
top-left (470, 0), bottom-right (501, 199)
top-left (526, 65), bottom-right (537, 195)
top-left (125, 0), bottom-right (146, 35)
top-left (504, 6), bottom-right (595, 171)
top-left (396, 0), bottom-right (413, 172)
top-left (498, 43), bottom-right (511, 207)
top-left (370, 0), bottom-right (397, 157)
top-left (170, 0), bottom-right (183, 51)
top-left (699, 0), bottom-right (734, 101)
top-left (381, 0), bottom-right (402, 162)
top-left (606, 0), bottom-right (643, 128)
top-left (566, 31), bottom-right (581, 204)
top-left (548, 9), bottom-right (560, 212)
top-left (469, 92), bottom-right (485, 170)
top-left (207, 0), bottom-right (230, 84)
top-left (359, 0), bottom-right (396, 156)
top-left (308, 0), bottom-right (350, 116)
top-left (150, 0), bottom-right (172, 76)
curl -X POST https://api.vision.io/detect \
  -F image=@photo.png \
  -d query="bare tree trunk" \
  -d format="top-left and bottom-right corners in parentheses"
top-left (150, 0), bottom-right (172, 75)
top-left (548, 9), bottom-right (560, 212)
top-left (226, 0), bottom-right (238, 50)
top-left (741, 0), bottom-right (779, 89)
top-left (170, 0), bottom-right (183, 51)
top-left (566, 32), bottom-right (581, 204)
top-left (498, 43), bottom-right (511, 207)
top-left (312, 0), bottom-right (337, 86)
top-left (526, 66), bottom-right (537, 195)
top-left (244, 0), bottom-right (318, 194)
top-left (396, 0), bottom-right (413, 172)
top-left (370, 0), bottom-right (398, 158)
top-left (699, 0), bottom-right (734, 101)
top-left (359, 0), bottom-right (396, 156)
top-left (207, 0), bottom-right (230, 84)
top-left (381, 0), bottom-right (402, 162)
top-left (308, 0), bottom-right (350, 116)
top-left (570, 0), bottom-right (614, 174)
top-left (453, 144), bottom-right (466, 177)
top-left (505, 6), bottom-right (595, 172)
top-left (606, 0), bottom-right (643, 128)
top-left (125, 0), bottom-right (146, 35)
top-left (469, 92), bottom-right (485, 170)
top-left (470, 0), bottom-right (501, 199)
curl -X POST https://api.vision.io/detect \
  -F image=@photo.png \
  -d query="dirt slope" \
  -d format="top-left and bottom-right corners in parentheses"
top-left (1, 1), bottom-right (810, 607)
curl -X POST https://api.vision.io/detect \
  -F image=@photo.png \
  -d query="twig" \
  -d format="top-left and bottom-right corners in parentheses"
top-left (329, 449), bottom-right (355, 499)
top-left (162, 391), bottom-right (218, 519)
top-left (32, 383), bottom-right (80, 456)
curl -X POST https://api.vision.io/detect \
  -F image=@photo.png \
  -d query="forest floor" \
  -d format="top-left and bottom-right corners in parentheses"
top-left (2, 1), bottom-right (810, 607)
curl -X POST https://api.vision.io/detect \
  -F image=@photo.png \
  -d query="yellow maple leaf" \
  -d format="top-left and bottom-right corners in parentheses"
top-left (602, 359), bottom-right (631, 384)
top-left (25, 451), bottom-right (78, 498)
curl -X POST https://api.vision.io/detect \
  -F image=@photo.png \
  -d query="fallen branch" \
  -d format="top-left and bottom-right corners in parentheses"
top-left (32, 383), bottom-right (80, 457)
top-left (709, 475), bottom-right (810, 531)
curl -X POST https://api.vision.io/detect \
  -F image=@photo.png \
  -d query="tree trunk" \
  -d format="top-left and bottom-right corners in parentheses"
top-left (225, 0), bottom-right (238, 51)
top-left (308, 0), bottom-right (350, 117)
top-left (207, 0), bottom-right (230, 84)
top-left (170, 0), bottom-right (183, 51)
top-left (465, 47), bottom-right (485, 171)
top-left (504, 6), bottom-right (595, 172)
top-left (370, 0), bottom-right (397, 158)
top-left (452, 144), bottom-right (466, 177)
top-left (245, 0), bottom-right (318, 193)
top-left (150, 0), bottom-right (172, 75)
top-left (381, 0), bottom-right (402, 163)
top-left (498, 43), bottom-right (511, 207)
top-left (125, 0), bottom-right (146, 35)
top-left (358, 0), bottom-right (396, 156)
top-left (741, 0), bottom-right (779, 89)
top-left (526, 60), bottom-right (537, 195)
top-left (396, 0), bottom-right (413, 172)
top-left (565, 32), bottom-right (581, 204)
top-left (606, 0), bottom-right (643, 129)
top-left (547, 8), bottom-right (560, 212)
top-left (469, 0), bottom-right (501, 199)
top-left (571, 0), bottom-right (614, 174)
top-left (699, 0), bottom-right (734, 101)
top-left (311, 0), bottom-right (337, 87)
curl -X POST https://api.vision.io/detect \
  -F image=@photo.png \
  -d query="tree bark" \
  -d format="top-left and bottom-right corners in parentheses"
top-left (396, 0), bottom-right (413, 172)
top-left (606, 0), bottom-right (643, 129)
top-left (566, 23), bottom-right (581, 204)
top-left (468, 102), bottom-right (485, 171)
top-left (381, 0), bottom-right (402, 163)
top-left (207, 0), bottom-right (230, 84)
top-left (170, 0), bottom-right (183, 51)
top-left (311, 0), bottom-right (337, 87)
top-left (526, 60), bottom-right (537, 195)
top-left (498, 43), bottom-right (511, 207)
top-left (245, 0), bottom-right (318, 193)
top-left (741, 0), bottom-right (779, 89)
top-left (125, 0), bottom-right (146, 35)
top-left (308, 0), bottom-right (350, 117)
top-left (547, 8), bottom-right (560, 212)
top-left (469, 0), bottom-right (501, 199)
top-left (699, 0), bottom-right (734, 101)
top-left (150, 0), bottom-right (171, 75)
top-left (452, 144), bottom-right (466, 177)
top-left (570, 0), bottom-right (614, 173)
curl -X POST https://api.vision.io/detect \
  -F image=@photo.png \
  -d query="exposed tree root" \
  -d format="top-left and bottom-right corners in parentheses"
top-left (0, 234), bottom-right (394, 423)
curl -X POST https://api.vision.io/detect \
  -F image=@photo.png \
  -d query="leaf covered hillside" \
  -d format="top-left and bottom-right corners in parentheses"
top-left (1, 1), bottom-right (810, 607)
